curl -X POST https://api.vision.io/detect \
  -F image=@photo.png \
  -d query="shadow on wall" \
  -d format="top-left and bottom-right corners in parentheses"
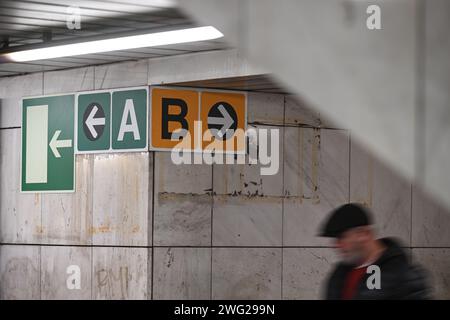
top-left (282, 94), bottom-right (450, 299)
top-left (346, 135), bottom-right (450, 300)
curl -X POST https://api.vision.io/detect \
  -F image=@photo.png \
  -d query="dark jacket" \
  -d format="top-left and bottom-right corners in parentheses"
top-left (325, 238), bottom-right (430, 299)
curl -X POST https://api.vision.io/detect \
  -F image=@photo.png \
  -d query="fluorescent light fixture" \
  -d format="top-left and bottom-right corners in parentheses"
top-left (2, 26), bottom-right (223, 62)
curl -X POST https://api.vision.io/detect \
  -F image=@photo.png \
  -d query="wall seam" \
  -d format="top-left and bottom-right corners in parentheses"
top-left (2, 243), bottom-right (444, 249)
top-left (91, 65), bottom-right (95, 300)
top-left (91, 154), bottom-right (94, 300)
top-left (39, 246), bottom-right (42, 300)
top-left (414, 0), bottom-right (426, 196)
top-left (0, 126), bottom-right (21, 130)
top-left (210, 163), bottom-right (214, 300)
top-left (151, 151), bottom-right (155, 300)
top-left (39, 70), bottom-right (43, 301)
top-left (281, 95), bottom-right (286, 299)
top-left (348, 131), bottom-right (351, 202)
top-left (410, 184), bottom-right (413, 251)
top-left (412, 0), bottom-right (426, 251)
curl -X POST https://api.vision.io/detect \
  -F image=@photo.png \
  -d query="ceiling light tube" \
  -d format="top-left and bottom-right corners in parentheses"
top-left (2, 26), bottom-right (223, 62)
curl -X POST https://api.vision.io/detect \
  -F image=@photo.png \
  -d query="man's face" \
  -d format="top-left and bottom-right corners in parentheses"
top-left (334, 227), bottom-right (370, 266)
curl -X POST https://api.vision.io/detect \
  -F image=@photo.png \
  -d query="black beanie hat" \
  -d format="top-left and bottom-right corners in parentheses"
top-left (319, 203), bottom-right (373, 238)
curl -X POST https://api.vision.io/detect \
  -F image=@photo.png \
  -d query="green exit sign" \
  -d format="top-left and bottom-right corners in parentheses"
top-left (75, 87), bottom-right (148, 153)
top-left (21, 94), bottom-right (75, 193)
top-left (21, 86), bottom-right (148, 194)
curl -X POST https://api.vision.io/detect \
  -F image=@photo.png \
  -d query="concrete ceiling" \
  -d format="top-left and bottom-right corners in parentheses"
top-left (170, 75), bottom-right (289, 95)
top-left (0, 0), bottom-right (229, 77)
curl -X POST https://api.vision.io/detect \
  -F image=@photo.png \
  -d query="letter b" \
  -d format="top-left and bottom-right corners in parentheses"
top-left (161, 98), bottom-right (189, 140)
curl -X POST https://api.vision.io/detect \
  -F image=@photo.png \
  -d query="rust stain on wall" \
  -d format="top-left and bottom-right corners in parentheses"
top-left (35, 225), bottom-right (44, 234)
top-left (311, 128), bottom-right (320, 204)
top-left (298, 127), bottom-right (304, 203)
top-left (90, 225), bottom-right (112, 234)
top-left (34, 194), bottom-right (40, 205)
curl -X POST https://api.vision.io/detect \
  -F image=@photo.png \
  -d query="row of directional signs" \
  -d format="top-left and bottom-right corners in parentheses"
top-left (150, 87), bottom-right (246, 152)
top-left (21, 86), bottom-right (246, 193)
top-left (76, 87), bottom-right (148, 153)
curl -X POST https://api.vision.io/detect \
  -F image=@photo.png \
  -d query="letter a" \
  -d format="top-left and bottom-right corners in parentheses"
top-left (118, 99), bottom-right (140, 141)
top-left (66, 6), bottom-right (81, 30)
top-left (366, 265), bottom-right (381, 289)
top-left (366, 5), bottom-right (381, 30)
top-left (66, 265), bottom-right (81, 290)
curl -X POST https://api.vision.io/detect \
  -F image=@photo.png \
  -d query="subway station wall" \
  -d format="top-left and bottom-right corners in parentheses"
top-left (1, 57), bottom-right (450, 299)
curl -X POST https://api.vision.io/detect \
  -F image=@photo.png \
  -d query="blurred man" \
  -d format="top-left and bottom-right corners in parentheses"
top-left (319, 203), bottom-right (430, 299)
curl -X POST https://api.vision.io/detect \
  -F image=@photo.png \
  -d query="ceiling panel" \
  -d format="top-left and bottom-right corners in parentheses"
top-left (0, 0), bottom-right (228, 77)
top-left (0, 62), bottom-right (63, 73)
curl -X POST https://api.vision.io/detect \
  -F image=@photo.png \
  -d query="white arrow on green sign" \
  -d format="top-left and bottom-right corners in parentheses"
top-left (21, 94), bottom-right (75, 193)
top-left (50, 130), bottom-right (72, 158)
